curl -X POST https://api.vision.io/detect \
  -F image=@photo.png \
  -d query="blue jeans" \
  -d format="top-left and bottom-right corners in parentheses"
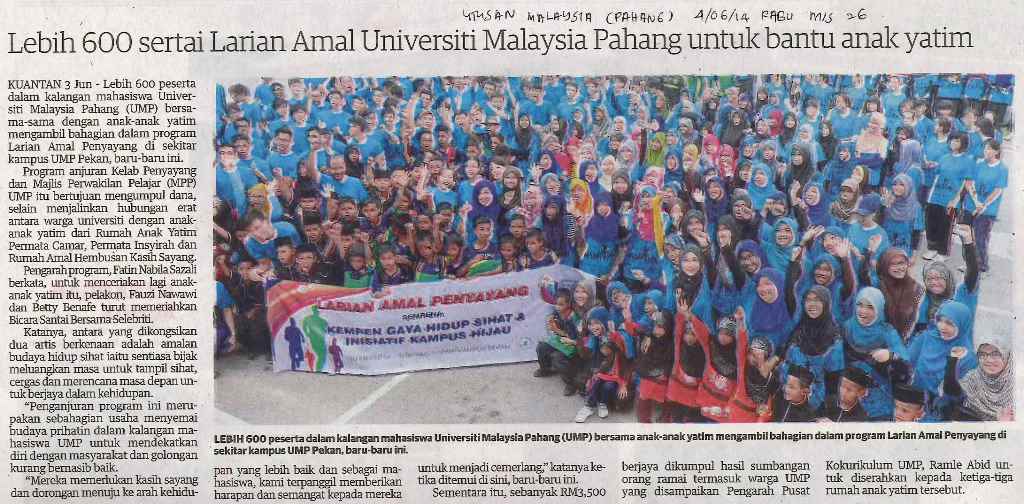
top-left (587, 378), bottom-right (618, 407)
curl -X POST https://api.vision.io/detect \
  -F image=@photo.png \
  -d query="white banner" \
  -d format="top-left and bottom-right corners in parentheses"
top-left (269, 265), bottom-right (593, 375)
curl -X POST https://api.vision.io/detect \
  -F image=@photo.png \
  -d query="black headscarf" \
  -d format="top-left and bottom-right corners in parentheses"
top-left (789, 285), bottom-right (841, 356)
top-left (709, 321), bottom-right (738, 379)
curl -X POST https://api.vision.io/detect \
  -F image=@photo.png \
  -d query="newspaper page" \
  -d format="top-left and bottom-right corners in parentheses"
top-left (1, 0), bottom-right (1021, 502)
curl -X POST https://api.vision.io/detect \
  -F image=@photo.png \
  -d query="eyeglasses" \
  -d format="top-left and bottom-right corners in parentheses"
top-left (978, 351), bottom-right (1003, 360)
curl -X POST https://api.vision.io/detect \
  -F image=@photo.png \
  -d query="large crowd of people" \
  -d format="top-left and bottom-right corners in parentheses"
top-left (213, 73), bottom-right (1014, 423)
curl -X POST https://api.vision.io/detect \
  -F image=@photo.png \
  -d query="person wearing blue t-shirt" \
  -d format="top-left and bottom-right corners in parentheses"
top-left (242, 212), bottom-right (302, 267)
top-left (346, 117), bottom-right (384, 164)
top-left (317, 154), bottom-right (369, 204)
top-left (924, 131), bottom-right (973, 260)
top-left (215, 144), bottom-right (250, 215)
top-left (848, 193), bottom-right (891, 270)
top-left (266, 127), bottom-right (303, 179)
top-left (827, 94), bottom-right (860, 141)
top-left (314, 90), bottom-right (352, 139)
top-left (966, 139), bottom-right (1008, 272)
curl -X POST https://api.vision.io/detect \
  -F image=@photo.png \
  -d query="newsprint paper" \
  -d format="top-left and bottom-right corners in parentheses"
top-left (1, 0), bottom-right (1022, 502)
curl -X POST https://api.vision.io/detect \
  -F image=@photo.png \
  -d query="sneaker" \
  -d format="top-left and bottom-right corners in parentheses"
top-left (922, 250), bottom-right (938, 261)
top-left (575, 406), bottom-right (594, 423)
top-left (563, 383), bottom-right (577, 396)
top-left (597, 403), bottom-right (609, 418)
top-left (533, 368), bottom-right (554, 378)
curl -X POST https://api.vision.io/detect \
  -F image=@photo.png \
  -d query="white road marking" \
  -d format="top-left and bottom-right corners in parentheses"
top-left (332, 373), bottom-right (410, 425)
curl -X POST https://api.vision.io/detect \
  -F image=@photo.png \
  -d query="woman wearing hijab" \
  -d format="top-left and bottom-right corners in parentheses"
top-left (942, 331), bottom-right (1013, 421)
top-left (890, 137), bottom-right (926, 201)
top-left (536, 149), bottom-right (563, 180)
top-left (735, 239), bottom-right (767, 296)
top-left (701, 177), bottom-right (731, 237)
top-left (823, 141), bottom-right (858, 201)
top-left (784, 143), bottom-right (816, 195)
top-left (672, 243), bottom-right (714, 325)
top-left (828, 178), bottom-right (861, 232)
top-left (680, 210), bottom-right (710, 250)
top-left (644, 131), bottom-right (669, 169)
top-left (879, 173), bottom-right (924, 256)
top-left (511, 112), bottom-right (540, 178)
top-left (540, 194), bottom-right (573, 264)
top-left (793, 179), bottom-right (831, 228)
top-left (873, 248), bottom-right (924, 342)
top-left (539, 172), bottom-right (563, 200)
top-left (779, 112), bottom-right (799, 152)
top-left (598, 155), bottom-right (619, 192)
top-left (762, 217), bottom-right (799, 273)
top-left (609, 171), bottom-right (634, 214)
top-left (781, 286), bottom-right (845, 410)
top-left (521, 183), bottom-right (544, 228)
top-left (915, 225), bottom-right (979, 335)
top-left (744, 268), bottom-right (797, 354)
top-left (718, 110), bottom-right (749, 151)
top-left (842, 287), bottom-right (910, 420)
top-left (709, 216), bottom-right (746, 320)
top-left (662, 151), bottom-right (685, 190)
top-left (621, 185), bottom-right (667, 293)
top-left (731, 191), bottom-right (764, 244)
top-left (591, 105), bottom-right (612, 140)
top-left (691, 308), bottom-right (744, 422)
top-left (578, 192), bottom-right (621, 284)
top-left (461, 180), bottom-right (502, 245)
top-left (578, 160), bottom-right (603, 198)
top-left (817, 120), bottom-right (838, 169)
top-left (909, 299), bottom-right (979, 398)
top-left (635, 311), bottom-right (676, 423)
top-left (746, 163), bottom-right (776, 211)
top-left (701, 135), bottom-right (721, 170)
top-left (790, 232), bottom-right (857, 323)
top-left (716, 145), bottom-right (738, 180)
top-left (566, 178), bottom-right (594, 226)
top-left (498, 166), bottom-right (524, 216)
top-left (618, 140), bottom-right (642, 182)
top-left (668, 295), bottom-right (707, 422)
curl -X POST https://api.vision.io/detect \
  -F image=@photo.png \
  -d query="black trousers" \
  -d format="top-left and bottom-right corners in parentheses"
top-left (925, 203), bottom-right (953, 255)
top-left (536, 341), bottom-right (578, 385)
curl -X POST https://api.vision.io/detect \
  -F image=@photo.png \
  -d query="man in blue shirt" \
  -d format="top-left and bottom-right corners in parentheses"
top-left (267, 127), bottom-right (303, 179)
top-left (242, 212), bottom-right (303, 268)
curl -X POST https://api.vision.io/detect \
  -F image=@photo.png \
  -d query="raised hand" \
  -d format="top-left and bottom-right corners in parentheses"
top-left (676, 295), bottom-right (690, 317)
top-left (880, 187), bottom-right (894, 207)
top-left (691, 189), bottom-right (705, 204)
top-left (950, 346), bottom-right (967, 359)
top-left (789, 181), bottom-right (802, 205)
top-left (801, 225), bottom-right (823, 246)
top-left (692, 229), bottom-right (710, 248)
top-left (835, 238), bottom-right (852, 259)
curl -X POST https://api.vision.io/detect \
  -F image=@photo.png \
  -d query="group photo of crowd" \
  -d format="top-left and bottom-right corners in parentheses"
top-left (213, 73), bottom-right (1014, 424)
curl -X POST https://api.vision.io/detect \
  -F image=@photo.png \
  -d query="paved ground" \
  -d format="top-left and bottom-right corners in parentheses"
top-left (216, 143), bottom-right (1016, 426)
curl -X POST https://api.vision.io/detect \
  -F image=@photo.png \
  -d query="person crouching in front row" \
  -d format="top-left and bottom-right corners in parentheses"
top-left (535, 289), bottom-right (581, 396)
